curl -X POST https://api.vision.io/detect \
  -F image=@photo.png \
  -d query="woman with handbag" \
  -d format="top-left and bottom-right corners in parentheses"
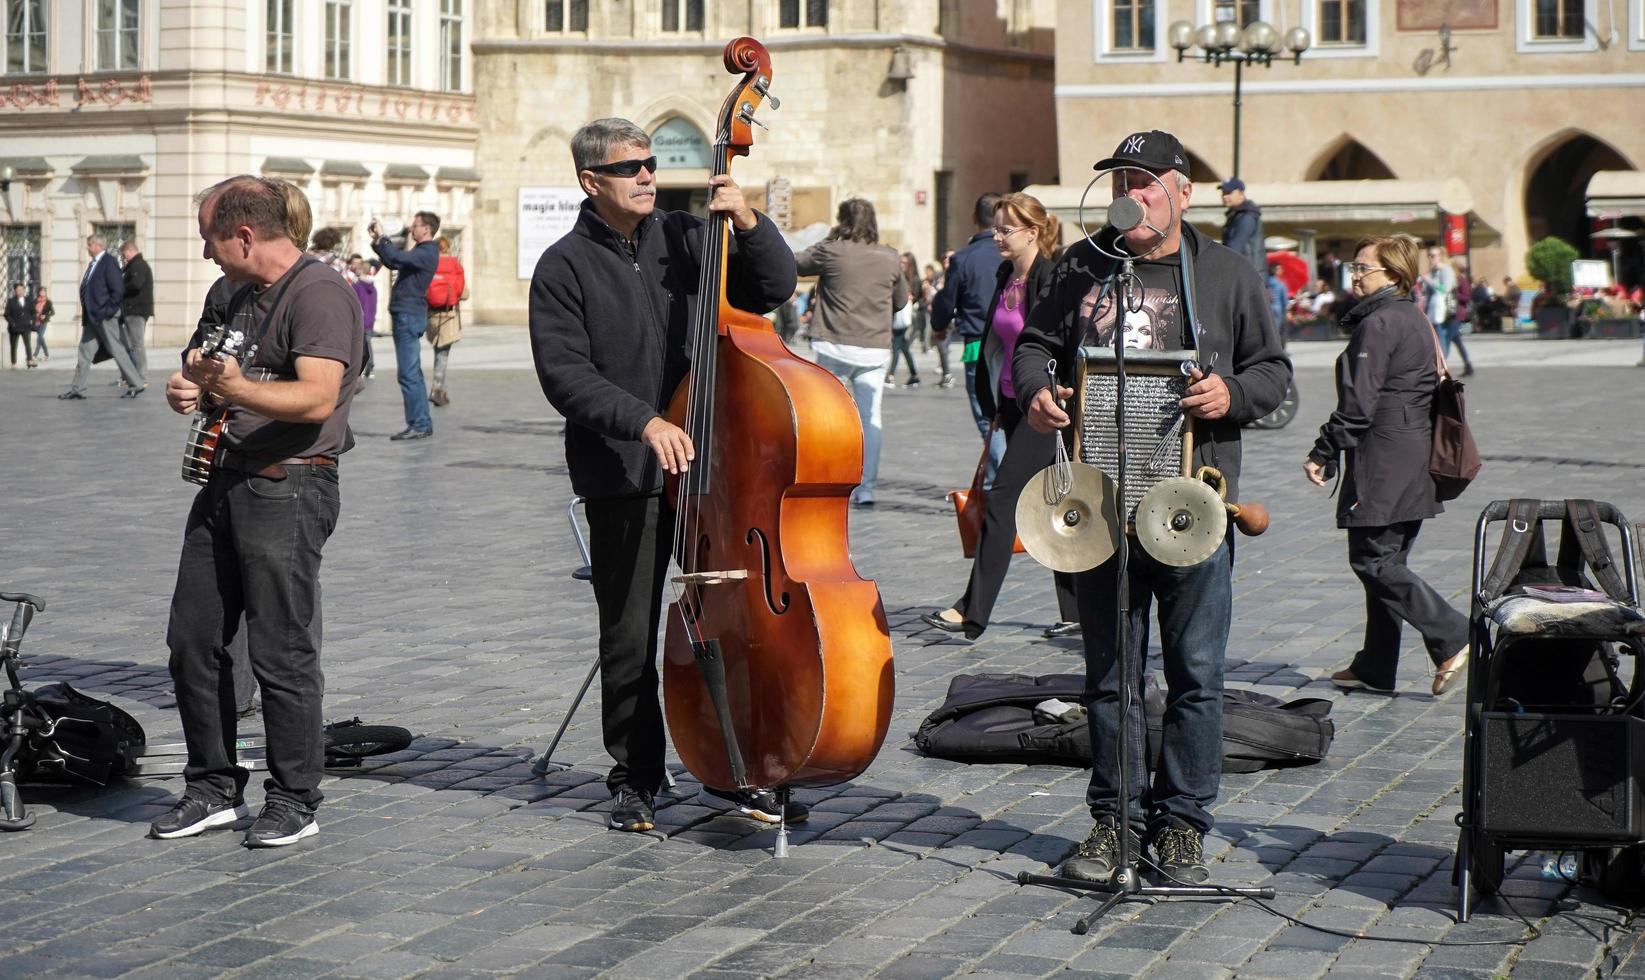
top-left (922, 193), bottom-right (1079, 640)
top-left (1302, 234), bottom-right (1469, 695)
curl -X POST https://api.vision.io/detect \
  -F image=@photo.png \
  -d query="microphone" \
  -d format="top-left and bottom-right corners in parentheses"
top-left (1107, 196), bottom-right (1144, 233)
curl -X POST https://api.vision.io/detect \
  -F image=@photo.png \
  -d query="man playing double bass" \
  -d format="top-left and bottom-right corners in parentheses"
top-left (528, 117), bottom-right (802, 833)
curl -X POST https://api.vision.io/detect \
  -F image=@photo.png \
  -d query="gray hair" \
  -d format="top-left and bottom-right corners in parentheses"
top-left (86, 234), bottom-right (106, 247)
top-left (571, 118), bottom-right (651, 173)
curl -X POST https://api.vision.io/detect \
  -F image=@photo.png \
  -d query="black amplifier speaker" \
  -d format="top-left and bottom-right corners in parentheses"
top-left (1477, 712), bottom-right (1645, 842)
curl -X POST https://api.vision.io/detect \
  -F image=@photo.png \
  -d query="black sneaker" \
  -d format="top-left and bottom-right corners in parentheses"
top-left (243, 800), bottom-right (319, 848)
top-left (390, 428), bottom-right (432, 441)
top-left (149, 795), bottom-right (249, 839)
top-left (609, 786), bottom-right (655, 832)
top-left (1151, 818), bottom-right (1209, 884)
top-left (696, 786), bottom-right (809, 824)
top-left (1059, 816), bottom-right (1140, 882)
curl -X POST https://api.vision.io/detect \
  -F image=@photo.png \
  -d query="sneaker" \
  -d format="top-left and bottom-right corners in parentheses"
top-left (883, 377), bottom-right (897, 388)
top-left (149, 795), bottom-right (249, 839)
top-left (429, 388), bottom-right (450, 407)
top-left (609, 786), bottom-right (655, 832)
top-left (1059, 816), bottom-right (1140, 882)
top-left (696, 786), bottom-right (809, 824)
top-left (1151, 819), bottom-right (1208, 884)
top-left (937, 375), bottom-right (955, 389)
top-left (57, 390), bottom-right (86, 400)
top-left (243, 800), bottom-right (319, 848)
top-left (905, 378), bottom-right (921, 389)
top-left (390, 427), bottom-right (432, 441)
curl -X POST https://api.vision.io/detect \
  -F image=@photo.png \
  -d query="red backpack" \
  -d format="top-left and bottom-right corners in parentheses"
top-left (428, 256), bottom-right (465, 310)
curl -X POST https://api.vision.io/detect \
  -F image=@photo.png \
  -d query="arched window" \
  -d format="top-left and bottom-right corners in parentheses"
top-left (650, 118), bottom-right (712, 170)
top-left (1307, 137), bottom-right (1397, 181)
top-left (1524, 131), bottom-right (1633, 254)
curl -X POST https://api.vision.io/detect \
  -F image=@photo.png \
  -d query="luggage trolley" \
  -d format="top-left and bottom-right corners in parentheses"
top-left (1455, 499), bottom-right (1645, 921)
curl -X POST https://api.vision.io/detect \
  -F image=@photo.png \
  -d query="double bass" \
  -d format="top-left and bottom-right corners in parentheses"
top-left (661, 38), bottom-right (894, 833)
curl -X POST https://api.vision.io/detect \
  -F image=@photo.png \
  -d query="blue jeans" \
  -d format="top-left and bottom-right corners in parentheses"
top-left (1438, 317), bottom-right (1472, 370)
top-left (963, 359), bottom-right (1006, 490)
top-left (391, 311), bottom-right (432, 433)
top-left (167, 464), bottom-right (341, 811)
top-left (1078, 535), bottom-right (1233, 835)
top-left (814, 351), bottom-right (884, 502)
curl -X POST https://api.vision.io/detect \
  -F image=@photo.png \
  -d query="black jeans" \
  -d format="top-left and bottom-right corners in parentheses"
top-left (584, 493), bottom-right (674, 796)
top-left (954, 401), bottom-right (1077, 633)
top-left (167, 464), bottom-right (341, 810)
top-left (7, 330), bottom-right (36, 365)
top-left (1346, 521), bottom-right (1469, 690)
top-left (888, 328), bottom-right (918, 382)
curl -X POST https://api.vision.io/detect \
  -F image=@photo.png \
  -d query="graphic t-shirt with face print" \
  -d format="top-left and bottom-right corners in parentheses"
top-left (1078, 251), bottom-right (1195, 353)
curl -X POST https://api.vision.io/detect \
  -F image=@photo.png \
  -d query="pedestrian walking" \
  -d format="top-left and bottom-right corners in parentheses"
top-left (370, 212), bottom-right (440, 440)
top-left (1219, 178), bottom-right (1267, 273)
top-left (1422, 246), bottom-right (1474, 377)
top-left (795, 197), bottom-right (906, 507)
top-left (349, 257), bottom-right (377, 379)
top-left (5, 282), bottom-right (37, 367)
top-left (425, 235), bottom-right (466, 407)
top-left (118, 241), bottom-right (153, 387)
top-left (933, 194), bottom-right (1008, 486)
top-left (886, 252), bottom-right (921, 388)
top-left (60, 234), bottom-right (146, 400)
top-left (925, 262), bottom-right (954, 387)
top-left (1304, 234), bottom-right (1470, 697)
top-left (31, 285), bottom-right (53, 361)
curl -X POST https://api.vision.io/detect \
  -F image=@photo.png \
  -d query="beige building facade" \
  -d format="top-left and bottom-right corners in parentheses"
top-left (1035, 0), bottom-right (1644, 285)
top-left (0, 0), bottom-right (477, 349)
top-left (471, 0), bottom-right (1059, 326)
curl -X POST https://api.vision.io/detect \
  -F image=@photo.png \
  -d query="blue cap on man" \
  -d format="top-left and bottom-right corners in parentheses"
top-left (1219, 178), bottom-right (1246, 193)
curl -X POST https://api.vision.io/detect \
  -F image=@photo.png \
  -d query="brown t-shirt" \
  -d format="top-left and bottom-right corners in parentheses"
top-left (188, 259), bottom-right (362, 461)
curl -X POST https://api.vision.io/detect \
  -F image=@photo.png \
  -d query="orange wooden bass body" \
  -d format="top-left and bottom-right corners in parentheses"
top-left (660, 38), bottom-right (894, 791)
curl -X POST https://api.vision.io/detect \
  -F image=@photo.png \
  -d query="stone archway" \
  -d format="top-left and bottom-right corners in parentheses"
top-left (1523, 130), bottom-right (1634, 256)
top-left (1307, 135), bottom-right (1397, 181)
top-left (1182, 148), bottom-right (1221, 185)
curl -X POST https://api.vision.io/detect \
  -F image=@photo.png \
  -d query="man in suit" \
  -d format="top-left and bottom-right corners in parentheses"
top-left (61, 234), bottom-right (146, 399)
top-left (119, 240), bottom-right (154, 386)
top-left (5, 282), bottom-right (37, 367)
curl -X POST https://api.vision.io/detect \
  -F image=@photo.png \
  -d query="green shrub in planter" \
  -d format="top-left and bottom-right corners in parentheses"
top-left (1526, 237), bottom-right (1579, 297)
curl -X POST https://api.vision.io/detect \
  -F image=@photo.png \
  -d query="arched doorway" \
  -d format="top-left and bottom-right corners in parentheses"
top-left (650, 117), bottom-right (712, 216)
top-left (1307, 136), bottom-right (1397, 181)
top-left (1524, 132), bottom-right (1633, 256)
top-left (1183, 149), bottom-right (1220, 185)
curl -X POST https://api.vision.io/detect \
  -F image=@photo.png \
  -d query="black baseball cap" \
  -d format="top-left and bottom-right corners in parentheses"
top-left (1093, 130), bottom-right (1190, 176)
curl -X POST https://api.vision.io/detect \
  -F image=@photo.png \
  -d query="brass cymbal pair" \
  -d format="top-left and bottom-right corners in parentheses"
top-left (1016, 464), bottom-right (1228, 571)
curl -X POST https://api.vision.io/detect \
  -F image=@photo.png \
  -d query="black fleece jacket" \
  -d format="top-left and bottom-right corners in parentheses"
top-left (1011, 222), bottom-right (1291, 502)
top-left (529, 200), bottom-right (797, 499)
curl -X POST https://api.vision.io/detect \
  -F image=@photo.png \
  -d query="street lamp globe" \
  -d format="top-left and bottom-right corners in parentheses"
top-left (1241, 20), bottom-right (1277, 53)
top-left (1195, 23), bottom-right (1220, 50)
top-left (1215, 20), bottom-right (1242, 50)
top-left (1285, 26), bottom-right (1313, 53)
top-left (1168, 19), bottom-right (1196, 52)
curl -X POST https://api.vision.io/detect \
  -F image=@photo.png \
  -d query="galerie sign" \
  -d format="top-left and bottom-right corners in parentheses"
top-left (517, 188), bottom-right (583, 279)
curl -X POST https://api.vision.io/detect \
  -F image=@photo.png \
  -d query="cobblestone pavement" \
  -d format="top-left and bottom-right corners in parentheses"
top-left (1, 333), bottom-right (1643, 979)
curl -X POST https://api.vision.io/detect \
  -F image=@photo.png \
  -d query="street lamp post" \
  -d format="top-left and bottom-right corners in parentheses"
top-left (1168, 19), bottom-right (1310, 180)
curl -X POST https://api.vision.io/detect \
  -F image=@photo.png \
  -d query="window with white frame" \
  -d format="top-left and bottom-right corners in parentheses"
top-left (95, 0), bottom-right (140, 71)
top-left (1318, 0), bottom-right (1366, 42)
top-left (325, 0), bottom-right (351, 80)
top-left (1533, 0), bottom-right (1584, 36)
top-left (267, 0), bottom-right (293, 73)
top-left (1516, 0), bottom-right (1596, 50)
top-left (1212, 0), bottom-right (1260, 24)
top-left (779, 0), bottom-right (827, 28)
top-left (662, 0), bottom-right (704, 31)
top-left (545, 0), bottom-right (588, 31)
top-left (440, 0), bottom-right (462, 89)
top-left (387, 0), bottom-right (412, 85)
top-left (4, 0), bottom-right (47, 75)
top-left (1113, 0), bottom-right (1156, 49)
top-left (1632, 0), bottom-right (1645, 49)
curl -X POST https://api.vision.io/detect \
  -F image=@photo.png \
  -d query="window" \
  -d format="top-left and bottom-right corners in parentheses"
top-left (779, 0), bottom-right (827, 28)
top-left (2, 224), bottom-right (41, 291)
top-left (1112, 0), bottom-right (1155, 49)
top-left (267, 0), bottom-right (293, 73)
top-left (4, 0), bottom-right (46, 74)
top-left (1212, 0), bottom-right (1260, 23)
top-left (662, 0), bottom-right (704, 31)
top-left (1533, 0), bottom-right (1584, 36)
top-left (325, 0), bottom-right (351, 80)
top-left (1318, 0), bottom-right (1366, 42)
top-left (387, 0), bottom-right (412, 85)
top-left (93, 223), bottom-right (137, 252)
top-left (440, 0), bottom-right (462, 89)
top-left (95, 0), bottom-right (140, 71)
top-left (545, 0), bottom-right (588, 31)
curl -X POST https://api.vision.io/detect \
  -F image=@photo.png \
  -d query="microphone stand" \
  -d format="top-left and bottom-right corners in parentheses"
top-left (1016, 178), bottom-right (1274, 933)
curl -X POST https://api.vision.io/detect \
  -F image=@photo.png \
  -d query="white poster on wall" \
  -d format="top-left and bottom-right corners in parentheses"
top-left (518, 187), bottom-right (584, 279)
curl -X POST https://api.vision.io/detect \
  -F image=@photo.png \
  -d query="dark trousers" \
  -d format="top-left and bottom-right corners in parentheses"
top-left (954, 402), bottom-right (1077, 633)
top-left (1078, 536), bottom-right (1233, 835)
top-left (166, 465), bottom-right (340, 810)
top-left (888, 328), bottom-right (918, 382)
top-left (1346, 521), bottom-right (1469, 690)
top-left (584, 493), bottom-right (674, 796)
top-left (7, 330), bottom-right (35, 365)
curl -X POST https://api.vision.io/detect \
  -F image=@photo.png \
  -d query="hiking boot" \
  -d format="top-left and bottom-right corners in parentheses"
top-left (1059, 816), bottom-right (1140, 882)
top-left (1151, 818), bottom-right (1209, 884)
top-left (609, 786), bottom-right (655, 832)
top-left (697, 786), bottom-right (809, 824)
top-left (149, 795), bottom-right (249, 839)
top-left (243, 800), bottom-right (319, 847)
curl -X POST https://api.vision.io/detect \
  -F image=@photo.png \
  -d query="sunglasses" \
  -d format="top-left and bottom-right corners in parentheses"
top-left (1346, 263), bottom-right (1386, 275)
top-left (584, 156), bottom-right (657, 178)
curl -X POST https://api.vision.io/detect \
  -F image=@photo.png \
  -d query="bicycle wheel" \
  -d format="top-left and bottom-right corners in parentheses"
top-left (323, 723), bottom-right (413, 762)
top-left (1248, 378), bottom-right (1299, 430)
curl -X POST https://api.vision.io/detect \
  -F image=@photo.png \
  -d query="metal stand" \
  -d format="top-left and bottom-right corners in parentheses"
top-left (1016, 257), bottom-right (1272, 933)
top-left (531, 497), bottom-right (675, 789)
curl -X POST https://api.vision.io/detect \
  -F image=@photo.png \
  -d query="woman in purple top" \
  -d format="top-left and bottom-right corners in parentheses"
top-left (922, 193), bottom-right (1081, 640)
top-left (350, 257), bottom-right (378, 379)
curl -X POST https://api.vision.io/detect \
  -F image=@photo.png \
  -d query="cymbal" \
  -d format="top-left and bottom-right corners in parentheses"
top-left (1135, 476), bottom-right (1227, 568)
top-left (1015, 462), bottom-right (1120, 573)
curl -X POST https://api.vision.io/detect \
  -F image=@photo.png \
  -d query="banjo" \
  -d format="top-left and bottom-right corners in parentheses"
top-left (180, 323), bottom-right (247, 486)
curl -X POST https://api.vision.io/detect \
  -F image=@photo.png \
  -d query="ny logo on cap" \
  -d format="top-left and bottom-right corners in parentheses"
top-left (1123, 135), bottom-right (1146, 154)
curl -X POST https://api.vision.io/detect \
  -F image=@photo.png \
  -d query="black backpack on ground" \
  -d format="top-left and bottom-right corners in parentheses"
top-left (914, 672), bottom-right (1334, 774)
